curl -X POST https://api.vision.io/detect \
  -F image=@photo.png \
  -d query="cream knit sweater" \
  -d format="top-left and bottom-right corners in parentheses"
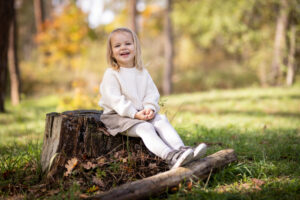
top-left (98, 67), bottom-right (160, 118)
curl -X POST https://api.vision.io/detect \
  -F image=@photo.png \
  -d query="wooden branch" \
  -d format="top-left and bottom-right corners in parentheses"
top-left (87, 149), bottom-right (237, 200)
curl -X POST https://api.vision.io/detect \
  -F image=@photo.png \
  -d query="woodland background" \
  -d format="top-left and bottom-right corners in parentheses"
top-left (1, 0), bottom-right (299, 111)
top-left (0, 0), bottom-right (300, 199)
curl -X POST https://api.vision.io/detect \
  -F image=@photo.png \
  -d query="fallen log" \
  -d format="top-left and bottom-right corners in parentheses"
top-left (87, 149), bottom-right (237, 200)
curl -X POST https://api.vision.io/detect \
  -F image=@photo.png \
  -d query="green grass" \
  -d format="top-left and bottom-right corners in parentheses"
top-left (1, 86), bottom-right (300, 199)
top-left (160, 86), bottom-right (300, 200)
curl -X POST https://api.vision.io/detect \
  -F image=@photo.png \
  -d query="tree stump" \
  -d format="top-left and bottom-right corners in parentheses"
top-left (40, 110), bottom-right (156, 181)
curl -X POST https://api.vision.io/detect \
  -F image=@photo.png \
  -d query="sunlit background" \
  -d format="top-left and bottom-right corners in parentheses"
top-left (14, 0), bottom-right (300, 112)
top-left (1, 1), bottom-right (300, 199)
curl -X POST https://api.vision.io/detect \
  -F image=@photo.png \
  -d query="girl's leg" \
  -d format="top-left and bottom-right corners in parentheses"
top-left (124, 122), bottom-right (173, 159)
top-left (150, 114), bottom-right (185, 150)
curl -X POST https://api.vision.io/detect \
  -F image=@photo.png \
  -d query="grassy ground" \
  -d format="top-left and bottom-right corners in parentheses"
top-left (1, 86), bottom-right (300, 199)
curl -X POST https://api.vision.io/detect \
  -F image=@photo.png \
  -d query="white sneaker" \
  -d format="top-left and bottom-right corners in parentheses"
top-left (166, 149), bottom-right (194, 169)
top-left (180, 143), bottom-right (207, 161)
top-left (193, 143), bottom-right (207, 160)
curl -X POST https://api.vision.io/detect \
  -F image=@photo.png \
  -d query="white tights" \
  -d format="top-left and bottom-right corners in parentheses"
top-left (123, 114), bottom-right (185, 159)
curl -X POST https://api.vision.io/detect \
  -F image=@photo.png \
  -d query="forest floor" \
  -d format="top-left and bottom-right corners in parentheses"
top-left (0, 86), bottom-right (300, 200)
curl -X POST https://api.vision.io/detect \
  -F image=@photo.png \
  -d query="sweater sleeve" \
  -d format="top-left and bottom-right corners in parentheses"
top-left (142, 70), bottom-right (160, 113)
top-left (100, 70), bottom-right (137, 118)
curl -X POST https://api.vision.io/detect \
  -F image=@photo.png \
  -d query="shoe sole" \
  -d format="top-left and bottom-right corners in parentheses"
top-left (193, 143), bottom-right (207, 160)
top-left (171, 149), bottom-right (194, 169)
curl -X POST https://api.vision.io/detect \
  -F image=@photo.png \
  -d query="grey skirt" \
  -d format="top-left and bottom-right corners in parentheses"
top-left (100, 112), bottom-right (144, 136)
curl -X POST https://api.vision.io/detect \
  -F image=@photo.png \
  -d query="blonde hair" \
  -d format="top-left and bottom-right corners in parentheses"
top-left (106, 27), bottom-right (143, 71)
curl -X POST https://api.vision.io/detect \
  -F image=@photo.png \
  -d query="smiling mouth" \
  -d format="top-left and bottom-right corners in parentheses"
top-left (120, 52), bottom-right (130, 56)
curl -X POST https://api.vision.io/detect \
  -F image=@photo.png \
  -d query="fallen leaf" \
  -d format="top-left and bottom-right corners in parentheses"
top-left (186, 181), bottom-right (193, 190)
top-left (79, 193), bottom-right (89, 198)
top-left (97, 157), bottom-right (106, 166)
top-left (240, 183), bottom-right (251, 190)
top-left (86, 185), bottom-right (99, 193)
top-left (82, 161), bottom-right (96, 170)
top-left (251, 178), bottom-right (265, 188)
top-left (92, 176), bottom-right (105, 187)
top-left (64, 157), bottom-right (78, 177)
top-left (170, 186), bottom-right (178, 193)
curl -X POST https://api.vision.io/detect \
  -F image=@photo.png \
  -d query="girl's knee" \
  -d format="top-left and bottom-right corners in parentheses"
top-left (136, 122), bottom-right (155, 132)
top-left (153, 114), bottom-right (169, 125)
top-left (153, 114), bottom-right (169, 123)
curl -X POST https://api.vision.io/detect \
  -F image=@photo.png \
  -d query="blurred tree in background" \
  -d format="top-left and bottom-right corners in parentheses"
top-left (0, 0), bottom-right (15, 112)
top-left (35, 3), bottom-right (91, 68)
top-left (0, 0), bottom-right (299, 111)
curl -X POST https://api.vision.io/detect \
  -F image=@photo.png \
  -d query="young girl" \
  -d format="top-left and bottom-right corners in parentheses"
top-left (99, 27), bottom-right (207, 169)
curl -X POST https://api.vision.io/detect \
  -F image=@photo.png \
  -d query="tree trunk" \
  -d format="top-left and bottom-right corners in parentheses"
top-left (0, 0), bottom-right (15, 112)
top-left (286, 25), bottom-right (296, 86)
top-left (129, 0), bottom-right (138, 34)
top-left (8, 4), bottom-right (21, 105)
top-left (163, 0), bottom-right (174, 95)
top-left (33, 0), bottom-right (45, 33)
top-left (44, 0), bottom-right (53, 20)
top-left (87, 149), bottom-right (237, 200)
top-left (271, 0), bottom-right (289, 85)
top-left (41, 110), bottom-right (158, 180)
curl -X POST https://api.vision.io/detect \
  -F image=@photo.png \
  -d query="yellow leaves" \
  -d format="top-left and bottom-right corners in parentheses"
top-left (141, 4), bottom-right (162, 18)
top-left (57, 88), bottom-right (99, 111)
top-left (86, 185), bottom-right (99, 193)
top-left (35, 3), bottom-right (90, 68)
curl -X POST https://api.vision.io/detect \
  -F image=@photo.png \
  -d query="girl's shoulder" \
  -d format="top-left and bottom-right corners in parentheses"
top-left (104, 67), bottom-right (115, 74)
top-left (103, 67), bottom-right (118, 77)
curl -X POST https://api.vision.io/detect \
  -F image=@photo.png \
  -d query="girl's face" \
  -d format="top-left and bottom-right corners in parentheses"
top-left (110, 31), bottom-right (135, 68)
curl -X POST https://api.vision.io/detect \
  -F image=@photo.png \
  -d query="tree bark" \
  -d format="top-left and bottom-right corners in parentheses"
top-left (0, 0), bottom-right (15, 112)
top-left (129, 0), bottom-right (138, 34)
top-left (8, 3), bottom-right (21, 105)
top-left (41, 110), bottom-right (158, 180)
top-left (87, 149), bottom-right (237, 200)
top-left (286, 25), bottom-right (296, 86)
top-left (271, 0), bottom-right (289, 85)
top-left (163, 0), bottom-right (174, 95)
top-left (33, 0), bottom-right (45, 33)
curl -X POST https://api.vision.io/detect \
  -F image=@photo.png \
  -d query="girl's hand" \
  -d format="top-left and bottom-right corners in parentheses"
top-left (134, 109), bottom-right (155, 120)
top-left (134, 110), bottom-right (148, 120)
top-left (144, 108), bottom-right (155, 120)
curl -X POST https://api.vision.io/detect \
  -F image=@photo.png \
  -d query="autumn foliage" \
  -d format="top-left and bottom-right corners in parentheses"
top-left (35, 3), bottom-right (90, 68)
